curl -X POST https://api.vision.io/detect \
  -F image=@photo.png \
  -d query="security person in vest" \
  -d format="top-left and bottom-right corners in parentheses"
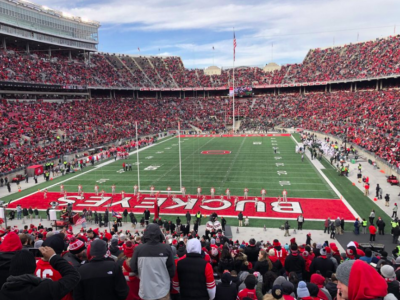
top-left (392, 221), bottom-right (400, 244)
top-left (362, 218), bottom-right (368, 234)
top-left (196, 211), bottom-right (202, 225)
top-left (358, 164), bottom-right (362, 173)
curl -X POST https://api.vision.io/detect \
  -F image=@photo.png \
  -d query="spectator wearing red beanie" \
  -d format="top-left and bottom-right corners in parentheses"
top-left (0, 232), bottom-right (23, 287)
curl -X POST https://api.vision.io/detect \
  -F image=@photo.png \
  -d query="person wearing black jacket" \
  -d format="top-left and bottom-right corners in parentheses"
top-left (22, 207), bottom-right (28, 220)
top-left (215, 272), bottom-right (237, 300)
top-left (123, 209), bottom-right (128, 222)
top-left (376, 217), bottom-right (385, 235)
top-left (129, 212), bottom-right (137, 228)
top-left (221, 217), bottom-right (227, 231)
top-left (284, 244), bottom-right (305, 280)
top-left (104, 209), bottom-right (109, 227)
top-left (74, 239), bottom-right (128, 300)
top-left (0, 246), bottom-right (80, 300)
top-left (185, 211), bottom-right (191, 224)
top-left (309, 247), bottom-right (335, 277)
top-left (244, 238), bottom-right (259, 265)
top-left (144, 209), bottom-right (151, 225)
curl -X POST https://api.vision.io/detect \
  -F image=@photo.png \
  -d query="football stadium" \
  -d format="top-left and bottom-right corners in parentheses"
top-left (0, 0), bottom-right (399, 299)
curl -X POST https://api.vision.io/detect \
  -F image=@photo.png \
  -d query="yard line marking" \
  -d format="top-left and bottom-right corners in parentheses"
top-left (7, 136), bottom-right (176, 205)
top-left (291, 135), bottom-right (359, 219)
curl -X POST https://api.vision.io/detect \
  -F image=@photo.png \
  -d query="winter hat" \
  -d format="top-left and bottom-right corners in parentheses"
top-left (290, 238), bottom-right (296, 244)
top-left (9, 250), bottom-right (37, 276)
top-left (42, 234), bottom-right (65, 254)
top-left (210, 238), bottom-right (216, 245)
top-left (302, 251), bottom-right (309, 257)
top-left (124, 241), bottom-right (134, 258)
top-left (273, 276), bottom-right (287, 286)
top-left (271, 285), bottom-right (284, 299)
top-left (284, 244), bottom-right (289, 251)
top-left (290, 244), bottom-right (298, 251)
top-left (297, 281), bottom-right (310, 298)
top-left (269, 249), bottom-right (275, 256)
top-left (316, 243), bottom-right (322, 249)
top-left (273, 239), bottom-right (281, 247)
top-left (111, 239), bottom-right (119, 247)
top-left (346, 246), bottom-right (357, 259)
top-left (381, 265), bottom-right (396, 280)
top-left (395, 257), bottom-right (400, 264)
top-left (244, 274), bottom-right (257, 289)
top-left (336, 260), bottom-right (356, 286)
top-left (0, 232), bottom-right (22, 251)
top-left (119, 233), bottom-right (126, 241)
top-left (320, 247), bottom-right (327, 256)
top-left (307, 282), bottom-right (319, 297)
top-left (221, 272), bottom-right (232, 284)
top-left (34, 240), bottom-right (44, 249)
top-left (310, 273), bottom-right (325, 288)
top-left (90, 239), bottom-right (107, 258)
top-left (281, 281), bottom-right (294, 295)
top-left (69, 237), bottom-right (86, 255)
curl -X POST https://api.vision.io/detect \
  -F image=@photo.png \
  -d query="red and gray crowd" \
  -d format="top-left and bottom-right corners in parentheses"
top-left (0, 218), bottom-right (399, 300)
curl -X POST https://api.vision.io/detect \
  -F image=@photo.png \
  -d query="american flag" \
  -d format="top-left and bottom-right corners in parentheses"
top-left (112, 210), bottom-right (122, 218)
top-left (233, 32), bottom-right (237, 61)
top-left (76, 217), bottom-right (86, 225)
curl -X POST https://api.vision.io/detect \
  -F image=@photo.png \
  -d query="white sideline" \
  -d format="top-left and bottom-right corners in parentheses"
top-left (291, 135), bottom-right (360, 220)
top-left (8, 136), bottom-right (176, 205)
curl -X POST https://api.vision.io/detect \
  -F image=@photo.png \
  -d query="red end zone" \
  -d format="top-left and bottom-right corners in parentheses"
top-left (8, 192), bottom-right (355, 221)
top-left (178, 134), bottom-right (291, 138)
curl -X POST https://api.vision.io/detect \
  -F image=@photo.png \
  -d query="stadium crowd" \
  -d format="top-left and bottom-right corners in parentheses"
top-left (0, 216), bottom-right (398, 300)
top-left (2, 88), bottom-right (400, 175)
top-left (2, 35), bottom-right (400, 89)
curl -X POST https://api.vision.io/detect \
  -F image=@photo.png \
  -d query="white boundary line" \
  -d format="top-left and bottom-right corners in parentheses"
top-left (291, 135), bottom-right (360, 220)
top-left (8, 136), bottom-right (176, 205)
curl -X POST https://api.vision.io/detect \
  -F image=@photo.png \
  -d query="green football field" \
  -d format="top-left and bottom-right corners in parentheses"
top-left (3, 134), bottom-right (393, 230)
top-left (50, 135), bottom-right (337, 199)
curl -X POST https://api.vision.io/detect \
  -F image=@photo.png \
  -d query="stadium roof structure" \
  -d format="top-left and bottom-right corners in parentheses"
top-left (4, 0), bottom-right (100, 27)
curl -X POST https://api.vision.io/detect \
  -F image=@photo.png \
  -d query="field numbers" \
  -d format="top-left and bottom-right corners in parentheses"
top-left (96, 179), bottom-right (109, 183)
top-left (144, 165), bottom-right (161, 171)
top-left (279, 181), bottom-right (291, 186)
top-left (274, 157), bottom-right (282, 160)
top-left (277, 171), bottom-right (288, 176)
top-left (117, 169), bottom-right (125, 174)
top-left (276, 163), bottom-right (285, 167)
top-left (145, 156), bottom-right (153, 159)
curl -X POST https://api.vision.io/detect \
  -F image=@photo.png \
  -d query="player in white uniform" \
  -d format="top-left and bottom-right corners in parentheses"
top-left (220, 195), bottom-right (224, 203)
top-left (244, 188), bottom-right (249, 200)
top-left (101, 190), bottom-right (105, 200)
top-left (94, 185), bottom-right (99, 196)
top-left (234, 197), bottom-right (238, 207)
top-left (43, 189), bottom-right (48, 200)
top-left (202, 196), bottom-right (206, 205)
top-left (63, 190), bottom-right (67, 200)
top-left (277, 195), bottom-right (282, 205)
top-left (210, 187), bottom-right (215, 197)
top-left (78, 184), bottom-right (82, 193)
top-left (111, 184), bottom-right (116, 196)
top-left (60, 184), bottom-right (64, 195)
top-left (255, 197), bottom-right (258, 209)
top-left (225, 188), bottom-right (230, 200)
top-left (150, 186), bottom-right (155, 196)
top-left (181, 186), bottom-right (186, 197)
top-left (121, 190), bottom-right (125, 199)
top-left (197, 187), bottom-right (202, 197)
top-left (282, 189), bottom-right (287, 202)
top-left (133, 184), bottom-right (138, 195)
top-left (167, 186), bottom-right (172, 197)
top-left (261, 189), bottom-right (266, 200)
top-left (81, 191), bottom-right (84, 200)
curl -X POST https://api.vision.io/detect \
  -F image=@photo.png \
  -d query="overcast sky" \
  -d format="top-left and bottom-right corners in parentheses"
top-left (38, 0), bottom-right (400, 69)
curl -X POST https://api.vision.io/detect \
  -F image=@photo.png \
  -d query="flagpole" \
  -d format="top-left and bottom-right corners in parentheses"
top-left (232, 29), bottom-right (235, 133)
top-left (178, 121), bottom-right (182, 190)
top-left (136, 122), bottom-right (140, 191)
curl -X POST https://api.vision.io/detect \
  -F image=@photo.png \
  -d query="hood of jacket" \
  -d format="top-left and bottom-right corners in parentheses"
top-left (2, 274), bottom-right (43, 290)
top-left (143, 223), bottom-right (163, 244)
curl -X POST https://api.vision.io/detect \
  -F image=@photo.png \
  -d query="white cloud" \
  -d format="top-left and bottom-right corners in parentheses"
top-left (36, 0), bottom-right (400, 68)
